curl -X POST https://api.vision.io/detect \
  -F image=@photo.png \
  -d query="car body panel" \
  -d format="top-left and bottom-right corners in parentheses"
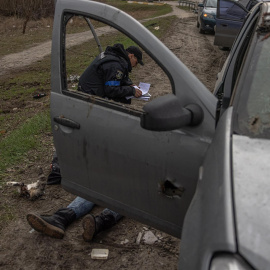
top-left (179, 107), bottom-right (237, 270)
top-left (233, 135), bottom-right (270, 270)
top-left (51, 0), bottom-right (217, 238)
top-left (214, 0), bottom-right (248, 48)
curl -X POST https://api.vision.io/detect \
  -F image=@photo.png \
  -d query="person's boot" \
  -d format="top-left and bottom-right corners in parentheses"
top-left (27, 208), bottom-right (76, 239)
top-left (82, 211), bottom-right (117, 242)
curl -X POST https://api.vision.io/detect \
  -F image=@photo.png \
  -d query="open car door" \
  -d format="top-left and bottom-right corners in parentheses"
top-left (51, 0), bottom-right (217, 238)
top-left (214, 0), bottom-right (248, 48)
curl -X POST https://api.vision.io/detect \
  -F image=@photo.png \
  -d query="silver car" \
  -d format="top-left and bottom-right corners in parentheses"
top-left (51, 0), bottom-right (270, 269)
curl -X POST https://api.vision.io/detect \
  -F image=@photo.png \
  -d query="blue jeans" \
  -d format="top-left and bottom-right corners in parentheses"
top-left (67, 196), bottom-right (122, 222)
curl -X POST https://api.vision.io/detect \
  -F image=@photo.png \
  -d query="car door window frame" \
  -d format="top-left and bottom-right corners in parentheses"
top-left (217, 0), bottom-right (248, 21)
top-left (58, 10), bottom-right (181, 118)
top-left (215, 4), bottom-right (261, 121)
top-left (59, 12), bottom-right (144, 117)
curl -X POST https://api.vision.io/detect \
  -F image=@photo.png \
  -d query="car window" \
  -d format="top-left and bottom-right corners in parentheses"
top-left (231, 15), bottom-right (257, 90)
top-left (62, 12), bottom-right (173, 113)
top-left (219, 0), bottom-right (247, 20)
top-left (215, 5), bottom-right (259, 122)
top-left (232, 12), bottom-right (270, 138)
top-left (205, 0), bottom-right (217, 8)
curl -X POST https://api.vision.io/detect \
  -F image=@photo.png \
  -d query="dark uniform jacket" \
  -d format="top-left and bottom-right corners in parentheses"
top-left (78, 44), bottom-right (135, 104)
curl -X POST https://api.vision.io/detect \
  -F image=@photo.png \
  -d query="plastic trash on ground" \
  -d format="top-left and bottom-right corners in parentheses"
top-left (91, 249), bottom-right (109, 260)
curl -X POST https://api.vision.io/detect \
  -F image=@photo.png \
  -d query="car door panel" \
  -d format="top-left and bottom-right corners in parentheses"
top-left (51, 92), bottom-right (210, 237)
top-left (215, 19), bottom-right (244, 47)
top-left (51, 0), bottom-right (217, 237)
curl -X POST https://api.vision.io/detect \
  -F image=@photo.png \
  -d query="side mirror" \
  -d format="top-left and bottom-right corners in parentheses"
top-left (140, 94), bottom-right (204, 131)
top-left (198, 3), bottom-right (204, 7)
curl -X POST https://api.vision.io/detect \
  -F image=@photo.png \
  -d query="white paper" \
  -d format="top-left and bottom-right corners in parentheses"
top-left (138, 82), bottom-right (151, 95)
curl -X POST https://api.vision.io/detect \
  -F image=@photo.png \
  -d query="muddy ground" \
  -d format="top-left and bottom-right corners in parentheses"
top-left (0, 7), bottom-right (228, 270)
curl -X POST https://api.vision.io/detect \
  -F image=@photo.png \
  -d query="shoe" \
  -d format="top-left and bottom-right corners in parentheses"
top-left (82, 210), bottom-right (118, 242)
top-left (82, 214), bottom-right (96, 242)
top-left (27, 208), bottom-right (76, 239)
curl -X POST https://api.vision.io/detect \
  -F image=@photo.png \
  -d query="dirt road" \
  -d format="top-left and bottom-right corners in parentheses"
top-left (0, 5), bottom-right (228, 270)
top-left (0, 1), bottom-right (190, 77)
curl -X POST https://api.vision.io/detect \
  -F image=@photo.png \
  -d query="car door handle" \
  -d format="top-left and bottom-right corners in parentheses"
top-left (221, 24), bottom-right (228, 27)
top-left (53, 116), bottom-right (80, 129)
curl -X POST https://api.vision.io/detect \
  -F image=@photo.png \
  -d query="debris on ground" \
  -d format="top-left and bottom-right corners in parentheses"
top-left (33, 93), bottom-right (46, 99)
top-left (120, 239), bottom-right (129, 245)
top-left (136, 232), bottom-right (143, 245)
top-left (91, 249), bottom-right (109, 260)
top-left (142, 230), bottom-right (158, 245)
top-left (6, 168), bottom-right (46, 200)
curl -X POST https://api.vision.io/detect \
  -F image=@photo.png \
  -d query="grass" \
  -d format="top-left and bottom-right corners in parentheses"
top-left (0, 203), bottom-right (16, 232)
top-left (0, 61), bottom-right (51, 102)
top-left (0, 17), bottom-right (53, 58)
top-left (0, 111), bottom-right (51, 181)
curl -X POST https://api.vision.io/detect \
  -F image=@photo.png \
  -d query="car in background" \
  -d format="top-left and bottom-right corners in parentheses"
top-left (51, 0), bottom-right (270, 269)
top-left (214, 0), bottom-right (259, 48)
top-left (197, 0), bottom-right (217, 33)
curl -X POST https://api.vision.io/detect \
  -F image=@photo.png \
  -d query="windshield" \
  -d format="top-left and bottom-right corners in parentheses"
top-left (205, 0), bottom-right (217, 8)
top-left (233, 24), bottom-right (270, 139)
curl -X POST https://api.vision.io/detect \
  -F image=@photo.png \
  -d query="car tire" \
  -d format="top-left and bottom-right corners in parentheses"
top-left (199, 26), bottom-right (205, 34)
